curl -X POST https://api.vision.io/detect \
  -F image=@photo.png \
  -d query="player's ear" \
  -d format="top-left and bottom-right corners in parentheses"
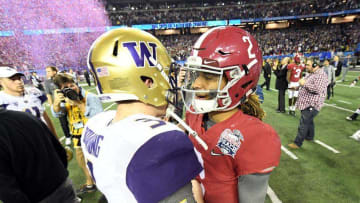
top-left (141, 76), bottom-right (154, 88)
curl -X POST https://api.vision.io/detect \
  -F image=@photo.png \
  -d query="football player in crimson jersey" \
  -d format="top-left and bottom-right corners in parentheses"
top-left (0, 65), bottom-right (58, 138)
top-left (83, 28), bottom-right (203, 203)
top-left (180, 26), bottom-right (281, 203)
top-left (286, 55), bottom-right (305, 116)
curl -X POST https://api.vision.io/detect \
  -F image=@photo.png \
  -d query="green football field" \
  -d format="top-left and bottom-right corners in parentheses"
top-left (45, 70), bottom-right (360, 203)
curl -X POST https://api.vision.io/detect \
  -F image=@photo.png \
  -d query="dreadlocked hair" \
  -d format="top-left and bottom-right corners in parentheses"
top-left (240, 93), bottom-right (265, 120)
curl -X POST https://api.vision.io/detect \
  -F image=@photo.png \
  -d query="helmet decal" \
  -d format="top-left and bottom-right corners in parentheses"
top-left (122, 42), bottom-right (157, 67)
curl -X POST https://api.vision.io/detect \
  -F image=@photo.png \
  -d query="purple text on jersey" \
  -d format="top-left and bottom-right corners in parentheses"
top-left (83, 127), bottom-right (104, 158)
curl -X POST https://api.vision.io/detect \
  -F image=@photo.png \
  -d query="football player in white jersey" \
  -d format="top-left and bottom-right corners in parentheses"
top-left (82, 28), bottom-right (204, 203)
top-left (0, 66), bottom-right (58, 138)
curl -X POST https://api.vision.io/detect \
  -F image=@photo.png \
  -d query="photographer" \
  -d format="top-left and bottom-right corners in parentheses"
top-left (51, 73), bottom-right (103, 195)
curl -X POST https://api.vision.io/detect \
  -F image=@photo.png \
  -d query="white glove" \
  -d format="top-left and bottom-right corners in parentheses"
top-left (65, 137), bottom-right (72, 146)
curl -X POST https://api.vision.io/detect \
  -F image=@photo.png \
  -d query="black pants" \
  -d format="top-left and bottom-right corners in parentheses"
top-left (294, 107), bottom-right (319, 147)
top-left (277, 89), bottom-right (286, 111)
top-left (261, 77), bottom-right (271, 90)
top-left (85, 78), bottom-right (91, 86)
top-left (59, 115), bottom-right (71, 138)
top-left (327, 84), bottom-right (334, 99)
top-left (39, 178), bottom-right (76, 203)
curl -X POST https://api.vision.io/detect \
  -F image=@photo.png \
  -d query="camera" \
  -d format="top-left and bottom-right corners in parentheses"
top-left (61, 87), bottom-right (80, 101)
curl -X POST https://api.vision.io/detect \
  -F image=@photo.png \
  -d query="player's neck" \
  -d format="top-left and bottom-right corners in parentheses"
top-left (208, 107), bottom-right (239, 123)
top-left (4, 89), bottom-right (23, 97)
top-left (113, 102), bottom-right (163, 123)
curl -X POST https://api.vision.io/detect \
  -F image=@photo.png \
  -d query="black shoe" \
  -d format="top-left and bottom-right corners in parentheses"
top-left (305, 138), bottom-right (314, 141)
top-left (346, 113), bottom-right (358, 121)
top-left (98, 194), bottom-right (108, 203)
top-left (76, 184), bottom-right (97, 195)
top-left (289, 111), bottom-right (296, 116)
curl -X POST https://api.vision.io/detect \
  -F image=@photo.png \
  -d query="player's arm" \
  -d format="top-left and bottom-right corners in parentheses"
top-left (43, 111), bottom-right (58, 139)
top-left (52, 89), bottom-right (65, 113)
top-left (46, 94), bottom-right (53, 106)
top-left (191, 179), bottom-right (204, 203)
top-left (286, 69), bottom-right (291, 83)
top-left (237, 173), bottom-right (270, 203)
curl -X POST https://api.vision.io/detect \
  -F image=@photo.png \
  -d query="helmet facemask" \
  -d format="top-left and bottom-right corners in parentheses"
top-left (181, 59), bottom-right (244, 114)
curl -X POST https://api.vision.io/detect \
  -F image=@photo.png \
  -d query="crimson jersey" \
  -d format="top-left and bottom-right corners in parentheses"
top-left (186, 110), bottom-right (281, 203)
top-left (287, 63), bottom-right (305, 82)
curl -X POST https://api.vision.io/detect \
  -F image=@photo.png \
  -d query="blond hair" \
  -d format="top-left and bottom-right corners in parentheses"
top-left (240, 93), bottom-right (265, 120)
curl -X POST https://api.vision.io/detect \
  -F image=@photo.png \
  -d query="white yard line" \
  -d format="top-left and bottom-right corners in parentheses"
top-left (269, 87), bottom-right (354, 113)
top-left (104, 103), bottom-right (116, 111)
top-left (336, 84), bottom-right (360, 88)
top-left (314, 140), bottom-right (340, 154)
top-left (281, 145), bottom-right (299, 160)
top-left (267, 186), bottom-right (282, 203)
top-left (59, 136), bottom-right (65, 142)
top-left (323, 103), bottom-right (354, 113)
top-left (337, 100), bottom-right (352, 104)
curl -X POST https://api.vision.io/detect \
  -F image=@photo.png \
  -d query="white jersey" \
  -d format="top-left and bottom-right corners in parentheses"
top-left (81, 111), bottom-right (202, 203)
top-left (0, 87), bottom-right (47, 122)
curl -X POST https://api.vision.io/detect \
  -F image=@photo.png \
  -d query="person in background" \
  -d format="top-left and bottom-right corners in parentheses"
top-left (44, 66), bottom-right (72, 145)
top-left (0, 109), bottom-right (77, 203)
top-left (322, 59), bottom-right (336, 99)
top-left (69, 69), bottom-right (79, 85)
top-left (288, 59), bottom-right (328, 149)
top-left (0, 66), bottom-right (57, 138)
top-left (340, 55), bottom-right (351, 82)
top-left (52, 73), bottom-right (103, 195)
top-left (30, 71), bottom-right (44, 92)
top-left (274, 57), bottom-right (289, 113)
top-left (182, 26), bottom-right (281, 203)
top-left (346, 107), bottom-right (360, 121)
top-left (83, 70), bottom-right (91, 87)
top-left (286, 55), bottom-right (305, 116)
top-left (333, 55), bottom-right (343, 79)
top-left (260, 58), bottom-right (272, 91)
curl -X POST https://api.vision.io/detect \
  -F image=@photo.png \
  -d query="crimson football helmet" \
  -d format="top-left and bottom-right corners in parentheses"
top-left (181, 26), bottom-right (263, 114)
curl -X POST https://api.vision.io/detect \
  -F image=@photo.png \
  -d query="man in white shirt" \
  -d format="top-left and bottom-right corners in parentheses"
top-left (0, 66), bottom-right (57, 137)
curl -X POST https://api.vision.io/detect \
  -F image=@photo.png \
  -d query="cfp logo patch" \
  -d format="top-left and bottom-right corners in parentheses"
top-left (216, 129), bottom-right (244, 158)
top-left (123, 42), bottom-right (157, 67)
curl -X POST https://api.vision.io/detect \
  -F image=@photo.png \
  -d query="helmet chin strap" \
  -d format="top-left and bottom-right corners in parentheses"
top-left (166, 105), bottom-right (208, 151)
top-left (149, 56), bottom-right (208, 150)
top-left (193, 98), bottom-right (218, 113)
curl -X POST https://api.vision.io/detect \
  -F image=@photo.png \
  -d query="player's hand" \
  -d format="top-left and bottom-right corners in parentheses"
top-left (177, 67), bottom-right (186, 87)
top-left (53, 89), bottom-right (65, 107)
top-left (299, 78), bottom-right (306, 86)
top-left (64, 146), bottom-right (73, 161)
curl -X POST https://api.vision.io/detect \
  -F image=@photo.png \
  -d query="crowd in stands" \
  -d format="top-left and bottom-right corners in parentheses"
top-left (107, 0), bottom-right (359, 25)
top-left (254, 22), bottom-right (360, 55)
top-left (158, 21), bottom-right (360, 60)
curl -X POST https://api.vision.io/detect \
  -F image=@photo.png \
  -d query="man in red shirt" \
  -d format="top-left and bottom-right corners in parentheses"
top-left (286, 55), bottom-right (305, 116)
top-left (181, 26), bottom-right (281, 203)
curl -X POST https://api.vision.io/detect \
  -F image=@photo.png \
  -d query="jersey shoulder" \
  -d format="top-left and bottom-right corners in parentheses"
top-left (86, 110), bottom-right (116, 128)
top-left (25, 87), bottom-right (42, 96)
top-left (287, 63), bottom-right (296, 70)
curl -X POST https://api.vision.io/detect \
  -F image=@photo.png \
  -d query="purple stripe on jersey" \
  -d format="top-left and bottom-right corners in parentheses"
top-left (38, 94), bottom-right (48, 104)
top-left (126, 130), bottom-right (202, 203)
